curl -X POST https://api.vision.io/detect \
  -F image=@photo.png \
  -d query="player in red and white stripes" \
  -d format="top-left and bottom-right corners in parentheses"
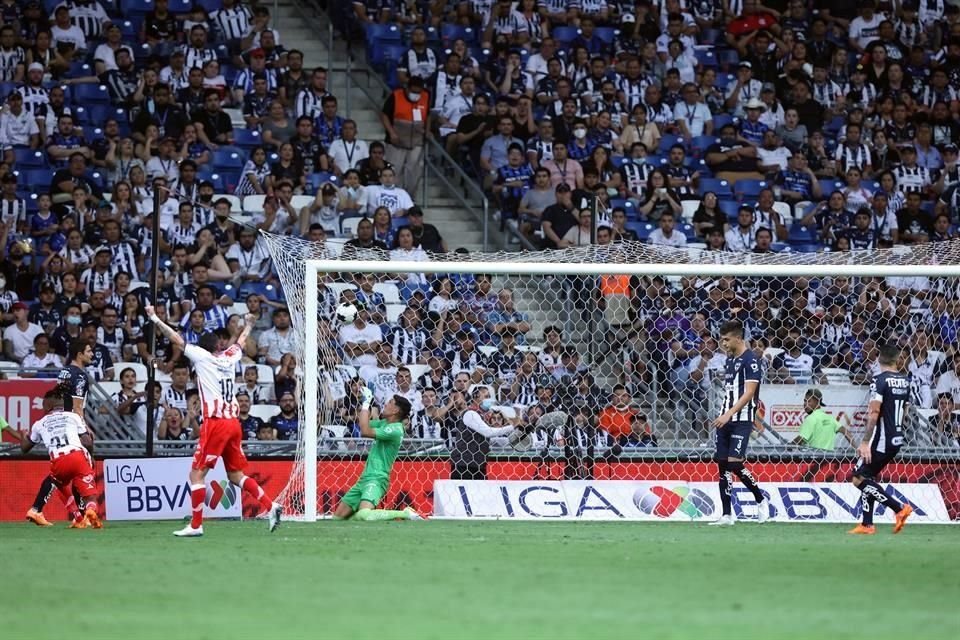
top-left (20, 389), bottom-right (102, 529)
top-left (145, 306), bottom-right (282, 537)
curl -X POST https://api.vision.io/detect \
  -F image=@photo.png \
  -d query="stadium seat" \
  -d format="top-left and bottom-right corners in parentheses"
top-left (341, 216), bottom-right (363, 238)
top-left (13, 149), bottom-right (47, 168)
top-left (711, 113), bottom-right (735, 130)
top-left (690, 135), bottom-right (719, 157)
top-left (233, 129), bottom-right (262, 150)
top-left (788, 224), bottom-right (817, 244)
top-left (441, 24), bottom-right (476, 44)
top-left (792, 243), bottom-right (822, 253)
top-left (821, 367), bottom-right (853, 384)
top-left (700, 29), bottom-right (721, 46)
top-left (679, 223), bottom-right (695, 240)
top-left (694, 50), bottom-right (717, 68)
top-left (373, 282), bottom-right (402, 304)
top-left (552, 26), bottom-right (579, 45)
top-left (594, 27), bottom-right (617, 44)
top-left (366, 23), bottom-right (402, 47)
top-left (734, 179), bottom-right (767, 200)
top-left (197, 170), bottom-right (225, 192)
top-left (818, 179), bottom-right (843, 196)
top-left (249, 404), bottom-right (280, 422)
top-left (243, 195), bottom-right (267, 213)
top-left (698, 178), bottom-right (731, 197)
top-left (716, 48), bottom-right (740, 69)
top-left (74, 84), bottom-right (111, 104)
top-left (657, 134), bottom-right (685, 154)
top-left (681, 200), bottom-right (699, 222)
top-left (627, 222), bottom-right (654, 241)
top-left (308, 172), bottom-right (338, 190)
top-left (212, 150), bottom-right (245, 172)
top-left (167, 0), bottom-right (192, 11)
top-left (717, 199), bottom-right (739, 219)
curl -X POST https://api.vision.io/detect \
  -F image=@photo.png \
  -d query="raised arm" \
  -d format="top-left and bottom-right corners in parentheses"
top-left (145, 304), bottom-right (186, 349)
top-left (234, 313), bottom-right (257, 348)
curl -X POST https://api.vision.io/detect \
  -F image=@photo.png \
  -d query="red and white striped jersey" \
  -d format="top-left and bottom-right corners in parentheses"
top-left (29, 410), bottom-right (88, 459)
top-left (184, 344), bottom-right (242, 419)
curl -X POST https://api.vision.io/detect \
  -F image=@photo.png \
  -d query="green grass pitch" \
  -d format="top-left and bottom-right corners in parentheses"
top-left (1, 520), bottom-right (957, 640)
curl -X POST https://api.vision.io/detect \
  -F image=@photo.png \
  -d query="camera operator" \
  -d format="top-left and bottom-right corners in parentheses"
top-left (450, 387), bottom-right (518, 480)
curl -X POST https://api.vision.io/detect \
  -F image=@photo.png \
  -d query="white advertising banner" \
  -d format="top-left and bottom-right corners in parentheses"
top-left (105, 458), bottom-right (243, 521)
top-left (434, 480), bottom-right (952, 523)
top-left (762, 385), bottom-right (869, 441)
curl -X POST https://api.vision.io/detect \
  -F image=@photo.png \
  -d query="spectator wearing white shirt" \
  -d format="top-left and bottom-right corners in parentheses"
top-left (438, 76), bottom-right (478, 137)
top-left (389, 227), bottom-right (429, 286)
top-left (648, 211), bottom-right (688, 248)
top-left (226, 228), bottom-right (273, 281)
top-left (725, 206), bottom-right (757, 253)
top-left (19, 333), bottom-right (63, 376)
top-left (327, 120), bottom-right (369, 176)
top-left (3, 302), bottom-right (45, 363)
top-left (757, 130), bottom-right (792, 174)
top-left (0, 92), bottom-right (40, 155)
top-left (773, 338), bottom-right (815, 384)
top-left (365, 168), bottom-right (414, 217)
top-left (724, 61), bottom-right (763, 118)
top-left (51, 6), bottom-right (88, 55)
top-left (848, 1), bottom-right (884, 53)
top-left (257, 307), bottom-right (294, 367)
top-left (935, 353), bottom-right (960, 405)
top-left (675, 83), bottom-right (713, 138)
top-left (338, 303), bottom-right (383, 368)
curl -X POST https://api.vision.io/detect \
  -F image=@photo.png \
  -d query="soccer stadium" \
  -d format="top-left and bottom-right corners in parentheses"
top-left (1, 0), bottom-right (959, 638)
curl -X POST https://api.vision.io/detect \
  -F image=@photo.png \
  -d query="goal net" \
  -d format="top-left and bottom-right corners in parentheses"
top-left (259, 232), bottom-right (960, 523)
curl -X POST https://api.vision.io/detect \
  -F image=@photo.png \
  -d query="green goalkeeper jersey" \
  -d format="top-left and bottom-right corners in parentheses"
top-left (359, 419), bottom-right (404, 482)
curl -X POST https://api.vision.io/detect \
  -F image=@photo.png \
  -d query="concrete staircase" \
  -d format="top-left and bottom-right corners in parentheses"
top-left (275, 2), bottom-right (496, 252)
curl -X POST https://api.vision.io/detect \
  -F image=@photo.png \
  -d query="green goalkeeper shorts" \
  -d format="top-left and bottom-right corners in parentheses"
top-left (341, 477), bottom-right (388, 511)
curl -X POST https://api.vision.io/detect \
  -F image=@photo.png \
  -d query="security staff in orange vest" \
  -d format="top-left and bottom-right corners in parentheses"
top-left (379, 76), bottom-right (431, 200)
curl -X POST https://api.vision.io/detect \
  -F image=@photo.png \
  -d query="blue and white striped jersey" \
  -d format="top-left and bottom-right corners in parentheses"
top-left (721, 348), bottom-right (762, 423)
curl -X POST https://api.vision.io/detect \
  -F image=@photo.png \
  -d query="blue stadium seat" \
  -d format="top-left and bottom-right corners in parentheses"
top-left (22, 169), bottom-right (54, 189)
top-left (168, 0), bottom-right (192, 12)
top-left (119, 20), bottom-right (138, 40)
top-left (13, 148), bottom-right (48, 168)
top-left (716, 48), bottom-right (740, 69)
top-left (74, 83), bottom-right (110, 104)
top-left (627, 222), bottom-right (654, 241)
top-left (690, 135), bottom-right (719, 157)
top-left (711, 113), bottom-right (735, 130)
top-left (622, 201), bottom-right (638, 220)
top-left (120, 0), bottom-right (155, 16)
top-left (698, 178), bottom-right (732, 197)
top-left (0, 82), bottom-right (16, 100)
top-left (441, 24), bottom-right (476, 44)
top-left (594, 27), bottom-right (617, 44)
top-left (373, 44), bottom-right (408, 70)
top-left (735, 179), bottom-right (768, 200)
top-left (68, 61), bottom-right (92, 77)
top-left (366, 23), bottom-right (402, 46)
top-left (718, 199), bottom-right (740, 219)
top-left (392, 216), bottom-right (409, 230)
top-left (694, 50), bottom-right (717, 68)
top-left (679, 223), bottom-right (695, 240)
top-left (309, 172), bottom-right (338, 190)
top-left (819, 179), bottom-right (843, 196)
top-left (552, 26), bottom-right (579, 45)
top-left (72, 106), bottom-right (88, 124)
top-left (658, 134), bottom-right (685, 154)
top-left (700, 29), bottom-right (722, 46)
top-left (197, 0), bottom-right (220, 12)
top-left (713, 74), bottom-right (735, 92)
top-left (609, 198), bottom-right (627, 211)
top-left (792, 243), bottom-right (822, 253)
top-left (212, 150), bottom-right (245, 171)
top-left (197, 170), bottom-right (225, 192)
top-left (234, 129), bottom-right (262, 149)
top-left (788, 224), bottom-right (818, 244)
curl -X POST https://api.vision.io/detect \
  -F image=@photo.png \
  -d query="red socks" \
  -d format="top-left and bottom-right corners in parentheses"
top-left (59, 487), bottom-right (81, 521)
top-left (241, 476), bottom-right (273, 513)
top-left (190, 484), bottom-right (206, 529)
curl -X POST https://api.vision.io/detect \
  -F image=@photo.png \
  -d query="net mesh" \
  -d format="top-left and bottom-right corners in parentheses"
top-left (260, 232), bottom-right (960, 522)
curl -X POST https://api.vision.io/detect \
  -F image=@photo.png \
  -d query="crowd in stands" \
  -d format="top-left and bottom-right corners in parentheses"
top-left (0, 1), bottom-right (957, 451)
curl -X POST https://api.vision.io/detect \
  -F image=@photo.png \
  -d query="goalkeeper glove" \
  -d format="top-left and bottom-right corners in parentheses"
top-left (360, 387), bottom-right (374, 410)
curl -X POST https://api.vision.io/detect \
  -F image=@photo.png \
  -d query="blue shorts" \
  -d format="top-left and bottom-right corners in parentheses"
top-left (715, 421), bottom-right (753, 461)
top-left (852, 447), bottom-right (900, 480)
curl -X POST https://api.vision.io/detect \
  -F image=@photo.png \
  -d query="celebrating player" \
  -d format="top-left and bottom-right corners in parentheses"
top-left (710, 320), bottom-right (770, 526)
top-left (145, 305), bottom-right (282, 537)
top-left (332, 387), bottom-right (423, 521)
top-left (849, 344), bottom-right (914, 535)
top-left (26, 339), bottom-right (94, 528)
top-left (20, 389), bottom-right (102, 529)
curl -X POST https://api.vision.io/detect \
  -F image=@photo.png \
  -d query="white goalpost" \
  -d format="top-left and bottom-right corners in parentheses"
top-left (261, 232), bottom-right (960, 524)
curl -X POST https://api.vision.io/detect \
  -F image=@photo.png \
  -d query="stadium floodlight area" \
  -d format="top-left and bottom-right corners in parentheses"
top-left (260, 232), bottom-right (960, 524)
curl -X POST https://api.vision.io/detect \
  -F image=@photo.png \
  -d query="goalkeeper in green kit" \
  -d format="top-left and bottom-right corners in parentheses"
top-left (332, 387), bottom-right (424, 521)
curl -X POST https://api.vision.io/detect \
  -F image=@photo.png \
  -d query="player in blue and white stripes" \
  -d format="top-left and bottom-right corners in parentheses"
top-left (710, 320), bottom-right (770, 526)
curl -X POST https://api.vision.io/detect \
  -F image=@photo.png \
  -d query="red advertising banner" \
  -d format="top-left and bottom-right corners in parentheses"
top-left (1, 459), bottom-right (957, 521)
top-left (0, 379), bottom-right (57, 443)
